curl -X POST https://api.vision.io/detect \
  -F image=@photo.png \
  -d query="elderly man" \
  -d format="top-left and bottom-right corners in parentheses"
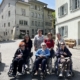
top-left (33, 42), bottom-right (50, 75)
top-left (56, 42), bottom-right (72, 77)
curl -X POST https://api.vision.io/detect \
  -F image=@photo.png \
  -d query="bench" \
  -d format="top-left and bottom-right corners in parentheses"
top-left (65, 39), bottom-right (76, 48)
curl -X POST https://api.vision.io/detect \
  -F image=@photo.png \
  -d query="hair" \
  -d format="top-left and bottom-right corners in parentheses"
top-left (24, 34), bottom-right (31, 41)
top-left (56, 33), bottom-right (61, 36)
top-left (19, 42), bottom-right (25, 47)
top-left (37, 29), bottom-right (42, 33)
top-left (47, 32), bottom-right (53, 36)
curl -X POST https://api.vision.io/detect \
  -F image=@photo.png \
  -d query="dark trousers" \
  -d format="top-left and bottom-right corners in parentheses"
top-left (12, 58), bottom-right (23, 74)
top-left (50, 49), bottom-right (55, 58)
top-left (34, 57), bottom-right (47, 73)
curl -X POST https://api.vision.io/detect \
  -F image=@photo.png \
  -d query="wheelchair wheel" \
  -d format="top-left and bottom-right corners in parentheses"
top-left (28, 58), bottom-right (33, 73)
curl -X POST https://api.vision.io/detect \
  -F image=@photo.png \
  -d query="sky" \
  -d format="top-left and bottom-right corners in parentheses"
top-left (0, 0), bottom-right (55, 9)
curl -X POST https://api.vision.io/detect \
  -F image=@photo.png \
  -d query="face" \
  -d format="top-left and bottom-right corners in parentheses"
top-left (38, 31), bottom-right (42, 36)
top-left (57, 34), bottom-right (61, 39)
top-left (25, 36), bottom-right (29, 41)
top-left (20, 45), bottom-right (25, 50)
top-left (42, 45), bottom-right (47, 50)
top-left (60, 44), bottom-right (65, 49)
top-left (47, 34), bottom-right (52, 39)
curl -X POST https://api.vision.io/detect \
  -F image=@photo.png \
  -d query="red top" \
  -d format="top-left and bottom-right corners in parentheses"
top-left (44, 39), bottom-right (54, 48)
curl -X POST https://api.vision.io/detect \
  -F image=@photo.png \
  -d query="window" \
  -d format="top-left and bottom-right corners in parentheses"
top-left (35, 21), bottom-right (37, 26)
top-left (8, 3), bottom-right (10, 7)
top-left (32, 29), bottom-right (34, 34)
top-left (11, 31), bottom-right (12, 34)
top-left (37, 6), bottom-right (40, 11)
top-left (8, 11), bottom-right (10, 17)
top-left (21, 9), bottom-right (26, 16)
top-left (58, 3), bottom-right (68, 17)
top-left (32, 21), bottom-right (34, 26)
top-left (24, 21), bottom-right (28, 25)
top-left (19, 20), bottom-right (23, 25)
top-left (38, 22), bottom-right (40, 26)
top-left (70, 0), bottom-right (80, 11)
top-left (35, 5), bottom-right (37, 10)
top-left (31, 12), bottom-right (34, 17)
top-left (35, 13), bottom-right (37, 18)
top-left (27, 30), bottom-right (29, 35)
top-left (4, 23), bottom-right (6, 27)
top-left (8, 22), bottom-right (10, 27)
top-left (58, 26), bottom-right (68, 37)
top-left (2, 15), bottom-right (3, 19)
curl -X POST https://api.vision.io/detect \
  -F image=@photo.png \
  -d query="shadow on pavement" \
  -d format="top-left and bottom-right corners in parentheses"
top-left (9, 70), bottom-right (80, 80)
top-left (0, 40), bottom-right (15, 44)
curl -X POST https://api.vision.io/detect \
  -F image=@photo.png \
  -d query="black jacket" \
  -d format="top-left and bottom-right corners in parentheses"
top-left (14, 48), bottom-right (29, 59)
top-left (56, 47), bottom-right (72, 58)
top-left (22, 39), bottom-right (32, 52)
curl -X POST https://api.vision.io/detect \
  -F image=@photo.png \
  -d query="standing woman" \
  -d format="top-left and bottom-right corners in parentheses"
top-left (44, 32), bottom-right (55, 58)
top-left (22, 34), bottom-right (32, 53)
top-left (34, 29), bottom-right (44, 51)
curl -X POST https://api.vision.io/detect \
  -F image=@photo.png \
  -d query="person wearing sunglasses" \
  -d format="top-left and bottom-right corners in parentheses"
top-left (11, 42), bottom-right (29, 77)
top-left (56, 42), bottom-right (72, 77)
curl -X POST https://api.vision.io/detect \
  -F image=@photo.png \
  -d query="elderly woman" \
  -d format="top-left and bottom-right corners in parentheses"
top-left (44, 32), bottom-right (55, 58)
top-left (56, 42), bottom-right (72, 77)
top-left (34, 29), bottom-right (44, 51)
top-left (33, 42), bottom-right (50, 75)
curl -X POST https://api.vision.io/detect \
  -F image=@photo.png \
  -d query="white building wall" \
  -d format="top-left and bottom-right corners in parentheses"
top-left (56, 0), bottom-right (80, 45)
top-left (0, 0), bottom-right (16, 40)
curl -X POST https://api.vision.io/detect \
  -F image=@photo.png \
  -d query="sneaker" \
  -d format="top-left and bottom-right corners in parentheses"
top-left (59, 72), bottom-right (63, 77)
top-left (10, 73), bottom-right (16, 77)
top-left (67, 72), bottom-right (71, 77)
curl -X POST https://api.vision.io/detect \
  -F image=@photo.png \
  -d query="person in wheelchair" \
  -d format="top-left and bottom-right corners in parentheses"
top-left (33, 42), bottom-right (50, 75)
top-left (10, 42), bottom-right (29, 77)
top-left (56, 42), bottom-right (72, 77)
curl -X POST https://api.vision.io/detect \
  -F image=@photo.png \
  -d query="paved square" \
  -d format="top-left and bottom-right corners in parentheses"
top-left (0, 40), bottom-right (80, 80)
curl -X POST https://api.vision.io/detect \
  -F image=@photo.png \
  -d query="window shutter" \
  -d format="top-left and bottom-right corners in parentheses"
top-left (58, 8), bottom-right (60, 17)
top-left (64, 3), bottom-right (68, 15)
top-left (70, 0), bottom-right (72, 10)
top-left (64, 26), bottom-right (68, 37)
top-left (79, 0), bottom-right (80, 8)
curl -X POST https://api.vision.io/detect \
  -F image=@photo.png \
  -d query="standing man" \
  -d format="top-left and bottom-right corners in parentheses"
top-left (34, 29), bottom-right (44, 51)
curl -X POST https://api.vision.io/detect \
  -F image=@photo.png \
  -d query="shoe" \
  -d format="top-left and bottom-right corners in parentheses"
top-left (67, 72), bottom-right (71, 77)
top-left (59, 72), bottom-right (63, 77)
top-left (10, 73), bottom-right (16, 77)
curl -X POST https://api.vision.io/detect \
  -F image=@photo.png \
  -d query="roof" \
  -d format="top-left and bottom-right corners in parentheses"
top-left (29, 0), bottom-right (47, 5)
top-left (44, 7), bottom-right (55, 12)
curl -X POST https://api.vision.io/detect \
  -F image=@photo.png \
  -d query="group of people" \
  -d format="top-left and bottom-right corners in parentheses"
top-left (10, 29), bottom-right (72, 78)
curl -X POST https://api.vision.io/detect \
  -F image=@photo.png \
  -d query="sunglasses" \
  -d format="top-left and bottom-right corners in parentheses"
top-left (21, 45), bottom-right (25, 47)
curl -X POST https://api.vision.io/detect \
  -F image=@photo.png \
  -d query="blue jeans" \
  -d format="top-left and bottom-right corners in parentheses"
top-left (34, 57), bottom-right (47, 73)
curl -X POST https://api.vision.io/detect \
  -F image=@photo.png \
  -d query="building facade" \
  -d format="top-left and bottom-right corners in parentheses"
top-left (56, 0), bottom-right (80, 45)
top-left (0, 0), bottom-right (55, 41)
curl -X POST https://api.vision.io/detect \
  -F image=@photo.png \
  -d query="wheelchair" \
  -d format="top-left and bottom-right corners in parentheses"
top-left (55, 57), bottom-right (74, 79)
top-left (8, 53), bottom-right (33, 77)
top-left (31, 57), bottom-right (53, 80)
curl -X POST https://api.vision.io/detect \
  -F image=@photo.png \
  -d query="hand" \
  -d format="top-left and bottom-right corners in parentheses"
top-left (61, 55), bottom-right (64, 58)
top-left (63, 52), bottom-right (67, 55)
top-left (17, 54), bottom-right (22, 58)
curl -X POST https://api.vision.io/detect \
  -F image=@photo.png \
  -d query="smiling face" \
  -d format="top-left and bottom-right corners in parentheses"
top-left (41, 42), bottom-right (47, 50)
top-left (57, 33), bottom-right (61, 40)
top-left (38, 30), bottom-right (42, 36)
top-left (47, 33), bottom-right (52, 39)
top-left (60, 43), bottom-right (65, 49)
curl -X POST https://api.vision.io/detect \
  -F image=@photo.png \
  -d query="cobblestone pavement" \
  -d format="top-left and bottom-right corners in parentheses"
top-left (0, 40), bottom-right (80, 80)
